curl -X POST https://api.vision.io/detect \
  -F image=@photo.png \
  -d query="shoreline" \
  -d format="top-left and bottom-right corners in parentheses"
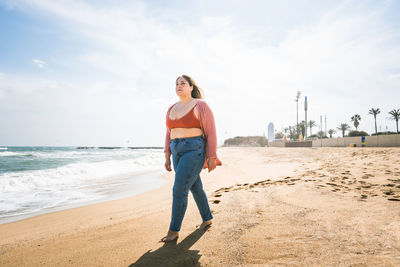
top-left (0, 169), bottom-right (166, 225)
top-left (1, 147), bottom-right (399, 266)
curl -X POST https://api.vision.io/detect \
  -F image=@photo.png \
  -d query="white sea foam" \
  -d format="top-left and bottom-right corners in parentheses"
top-left (0, 150), bottom-right (86, 158)
top-left (0, 151), bottom-right (20, 156)
top-left (0, 150), bottom-right (164, 219)
top-left (0, 147), bottom-right (7, 150)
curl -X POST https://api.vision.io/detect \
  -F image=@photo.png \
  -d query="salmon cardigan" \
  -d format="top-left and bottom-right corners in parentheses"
top-left (164, 99), bottom-right (222, 169)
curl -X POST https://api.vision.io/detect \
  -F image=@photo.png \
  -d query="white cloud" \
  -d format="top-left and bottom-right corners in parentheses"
top-left (32, 59), bottom-right (46, 68)
top-left (388, 73), bottom-right (400, 79)
top-left (1, 0), bottom-right (400, 145)
top-left (0, 73), bottom-right (4, 79)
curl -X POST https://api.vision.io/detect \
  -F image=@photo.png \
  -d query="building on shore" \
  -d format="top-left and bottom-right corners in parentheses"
top-left (268, 122), bottom-right (274, 141)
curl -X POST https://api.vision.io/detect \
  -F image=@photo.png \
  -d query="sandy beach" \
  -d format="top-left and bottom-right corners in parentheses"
top-left (1, 147), bottom-right (400, 266)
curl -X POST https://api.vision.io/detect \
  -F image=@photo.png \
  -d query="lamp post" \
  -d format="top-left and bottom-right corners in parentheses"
top-left (295, 91), bottom-right (301, 137)
top-left (304, 96), bottom-right (308, 139)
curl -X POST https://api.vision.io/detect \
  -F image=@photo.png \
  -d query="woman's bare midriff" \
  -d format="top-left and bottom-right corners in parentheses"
top-left (170, 128), bottom-right (203, 139)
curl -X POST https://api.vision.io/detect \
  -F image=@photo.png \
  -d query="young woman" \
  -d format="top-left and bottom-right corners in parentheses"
top-left (161, 75), bottom-right (221, 243)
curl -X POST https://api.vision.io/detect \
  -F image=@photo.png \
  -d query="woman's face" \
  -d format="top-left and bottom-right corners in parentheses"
top-left (176, 77), bottom-right (193, 97)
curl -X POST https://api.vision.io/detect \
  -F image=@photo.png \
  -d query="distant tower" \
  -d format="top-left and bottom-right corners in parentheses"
top-left (268, 122), bottom-right (275, 141)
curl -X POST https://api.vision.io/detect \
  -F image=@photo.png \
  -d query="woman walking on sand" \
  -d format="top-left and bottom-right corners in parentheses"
top-left (161, 75), bottom-right (221, 243)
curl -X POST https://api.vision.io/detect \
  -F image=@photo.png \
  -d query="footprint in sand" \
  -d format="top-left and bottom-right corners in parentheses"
top-left (212, 200), bottom-right (221, 204)
top-left (383, 190), bottom-right (395, 196)
top-left (326, 182), bottom-right (338, 187)
top-left (214, 194), bottom-right (222, 197)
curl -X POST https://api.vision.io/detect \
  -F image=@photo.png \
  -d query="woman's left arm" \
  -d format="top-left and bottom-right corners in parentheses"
top-left (199, 102), bottom-right (219, 171)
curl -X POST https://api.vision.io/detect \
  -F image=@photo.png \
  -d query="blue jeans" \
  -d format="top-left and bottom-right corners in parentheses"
top-left (169, 135), bottom-right (213, 232)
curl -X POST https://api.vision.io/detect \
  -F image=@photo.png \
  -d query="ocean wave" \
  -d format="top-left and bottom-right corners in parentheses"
top-left (0, 151), bottom-right (164, 217)
top-left (0, 152), bottom-right (163, 192)
top-left (0, 147), bottom-right (7, 150)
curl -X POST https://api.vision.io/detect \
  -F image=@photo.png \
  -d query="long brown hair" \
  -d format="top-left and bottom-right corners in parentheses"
top-left (177, 75), bottom-right (203, 99)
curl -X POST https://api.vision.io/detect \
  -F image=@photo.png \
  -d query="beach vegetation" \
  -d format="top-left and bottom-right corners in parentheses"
top-left (287, 125), bottom-right (299, 141)
top-left (337, 123), bottom-right (351, 137)
top-left (368, 108), bottom-right (380, 134)
top-left (317, 131), bottom-right (328, 138)
top-left (275, 131), bottom-right (284, 139)
top-left (328, 129), bottom-right (336, 138)
top-left (283, 128), bottom-right (289, 136)
top-left (309, 120), bottom-right (316, 136)
top-left (348, 130), bottom-right (369, 137)
top-left (224, 136), bottom-right (268, 147)
top-left (300, 121), bottom-right (306, 138)
top-left (371, 131), bottom-right (398, 136)
top-left (351, 114), bottom-right (361, 131)
top-left (388, 109), bottom-right (400, 133)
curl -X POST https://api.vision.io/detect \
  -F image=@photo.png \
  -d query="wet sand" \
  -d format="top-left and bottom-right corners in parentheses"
top-left (1, 147), bottom-right (399, 266)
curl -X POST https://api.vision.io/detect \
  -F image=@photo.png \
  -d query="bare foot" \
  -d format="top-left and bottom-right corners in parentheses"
top-left (198, 220), bottom-right (212, 229)
top-left (160, 230), bottom-right (179, 243)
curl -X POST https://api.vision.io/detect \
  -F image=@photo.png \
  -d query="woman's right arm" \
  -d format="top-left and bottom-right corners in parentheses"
top-left (164, 127), bottom-right (172, 171)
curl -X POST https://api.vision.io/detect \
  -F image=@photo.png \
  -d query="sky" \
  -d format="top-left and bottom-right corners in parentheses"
top-left (0, 0), bottom-right (399, 146)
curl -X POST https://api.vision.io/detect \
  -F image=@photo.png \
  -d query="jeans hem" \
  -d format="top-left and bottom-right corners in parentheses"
top-left (203, 215), bottom-right (213, 222)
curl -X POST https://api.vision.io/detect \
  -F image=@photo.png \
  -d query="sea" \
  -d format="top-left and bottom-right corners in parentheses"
top-left (0, 146), bottom-right (165, 224)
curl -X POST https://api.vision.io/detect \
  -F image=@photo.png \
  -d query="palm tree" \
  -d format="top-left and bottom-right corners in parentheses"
top-left (351, 114), bottom-right (361, 131)
top-left (328, 129), bottom-right (336, 138)
top-left (389, 109), bottom-right (400, 133)
top-left (368, 108), bottom-right (380, 134)
top-left (288, 125), bottom-right (298, 140)
top-left (317, 131), bottom-right (325, 138)
top-left (275, 131), bottom-right (284, 139)
top-left (337, 123), bottom-right (350, 137)
top-left (283, 127), bottom-right (289, 136)
top-left (299, 120), bottom-right (306, 138)
top-left (309, 120), bottom-right (316, 136)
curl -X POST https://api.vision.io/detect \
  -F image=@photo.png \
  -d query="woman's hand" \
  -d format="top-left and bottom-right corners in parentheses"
top-left (165, 158), bottom-right (172, 172)
top-left (207, 158), bottom-right (217, 172)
